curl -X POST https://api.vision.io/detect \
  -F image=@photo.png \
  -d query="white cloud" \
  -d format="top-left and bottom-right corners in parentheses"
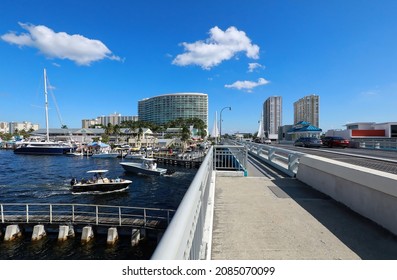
top-left (225, 77), bottom-right (269, 92)
top-left (1, 22), bottom-right (121, 66)
top-left (361, 90), bottom-right (379, 96)
top-left (173, 26), bottom-right (260, 69)
top-left (248, 62), bottom-right (264, 72)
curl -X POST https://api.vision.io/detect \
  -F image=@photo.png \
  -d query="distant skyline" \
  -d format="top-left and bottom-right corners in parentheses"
top-left (1, 0), bottom-right (397, 134)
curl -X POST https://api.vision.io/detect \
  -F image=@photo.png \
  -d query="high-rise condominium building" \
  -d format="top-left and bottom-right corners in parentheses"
top-left (293, 94), bottom-right (320, 127)
top-left (82, 113), bottom-right (138, 128)
top-left (138, 92), bottom-right (208, 127)
top-left (263, 96), bottom-right (282, 140)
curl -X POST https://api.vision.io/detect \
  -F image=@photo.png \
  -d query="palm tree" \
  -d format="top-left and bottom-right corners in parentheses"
top-left (104, 123), bottom-right (114, 136)
top-left (180, 125), bottom-right (191, 151)
top-left (113, 124), bottom-right (121, 144)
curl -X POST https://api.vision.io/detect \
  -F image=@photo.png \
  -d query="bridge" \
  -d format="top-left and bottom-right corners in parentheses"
top-left (151, 141), bottom-right (397, 260)
top-left (2, 142), bottom-right (397, 259)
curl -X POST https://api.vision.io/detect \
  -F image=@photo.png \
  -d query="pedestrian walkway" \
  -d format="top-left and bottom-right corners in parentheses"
top-left (210, 158), bottom-right (397, 260)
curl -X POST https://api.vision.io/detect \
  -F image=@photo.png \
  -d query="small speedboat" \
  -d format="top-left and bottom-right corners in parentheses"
top-left (70, 169), bottom-right (132, 193)
top-left (120, 158), bottom-right (173, 176)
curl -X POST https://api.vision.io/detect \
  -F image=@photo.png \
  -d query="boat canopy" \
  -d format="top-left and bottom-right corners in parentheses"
top-left (86, 169), bottom-right (109, 173)
top-left (88, 142), bottom-right (109, 147)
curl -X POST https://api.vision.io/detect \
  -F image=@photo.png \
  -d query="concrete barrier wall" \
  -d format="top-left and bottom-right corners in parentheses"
top-left (296, 154), bottom-right (397, 235)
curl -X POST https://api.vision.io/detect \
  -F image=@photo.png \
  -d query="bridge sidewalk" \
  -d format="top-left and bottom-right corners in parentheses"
top-left (211, 165), bottom-right (397, 259)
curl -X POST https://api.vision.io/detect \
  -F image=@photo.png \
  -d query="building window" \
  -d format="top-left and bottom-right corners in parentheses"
top-left (391, 125), bottom-right (397, 138)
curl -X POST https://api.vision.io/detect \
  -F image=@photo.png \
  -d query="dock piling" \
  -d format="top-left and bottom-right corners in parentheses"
top-left (32, 224), bottom-right (46, 241)
top-left (58, 225), bottom-right (75, 241)
top-left (107, 227), bottom-right (118, 245)
top-left (4, 225), bottom-right (21, 241)
top-left (81, 226), bottom-right (94, 243)
top-left (131, 229), bottom-right (140, 246)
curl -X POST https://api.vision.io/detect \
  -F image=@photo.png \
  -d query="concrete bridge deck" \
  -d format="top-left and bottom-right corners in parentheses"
top-left (210, 157), bottom-right (397, 260)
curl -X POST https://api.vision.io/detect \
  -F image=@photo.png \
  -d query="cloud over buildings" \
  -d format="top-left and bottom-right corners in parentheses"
top-left (225, 77), bottom-right (269, 92)
top-left (173, 26), bottom-right (260, 69)
top-left (1, 22), bottom-right (121, 66)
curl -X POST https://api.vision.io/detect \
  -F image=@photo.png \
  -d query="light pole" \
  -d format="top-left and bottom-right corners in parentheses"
top-left (219, 106), bottom-right (231, 142)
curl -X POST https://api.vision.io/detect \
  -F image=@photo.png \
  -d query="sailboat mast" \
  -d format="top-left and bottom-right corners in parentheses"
top-left (44, 68), bottom-right (50, 142)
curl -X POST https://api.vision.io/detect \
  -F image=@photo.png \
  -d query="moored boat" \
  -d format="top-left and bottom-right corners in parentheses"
top-left (70, 170), bottom-right (132, 193)
top-left (14, 69), bottom-right (75, 155)
top-left (124, 151), bottom-right (145, 161)
top-left (91, 151), bottom-right (119, 158)
top-left (120, 158), bottom-right (171, 176)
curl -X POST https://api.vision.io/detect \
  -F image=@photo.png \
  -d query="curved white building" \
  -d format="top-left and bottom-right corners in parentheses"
top-left (138, 92), bottom-right (208, 126)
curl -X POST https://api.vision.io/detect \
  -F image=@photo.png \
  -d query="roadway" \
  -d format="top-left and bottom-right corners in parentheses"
top-left (274, 144), bottom-right (397, 175)
top-left (211, 152), bottom-right (397, 260)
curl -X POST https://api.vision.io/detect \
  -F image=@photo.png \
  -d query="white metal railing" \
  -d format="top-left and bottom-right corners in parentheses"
top-left (213, 145), bottom-right (247, 171)
top-left (151, 147), bottom-right (214, 260)
top-left (238, 141), bottom-right (305, 177)
top-left (351, 139), bottom-right (397, 151)
top-left (0, 203), bottom-right (174, 227)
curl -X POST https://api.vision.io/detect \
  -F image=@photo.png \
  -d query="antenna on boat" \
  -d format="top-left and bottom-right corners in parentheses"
top-left (44, 68), bottom-right (50, 142)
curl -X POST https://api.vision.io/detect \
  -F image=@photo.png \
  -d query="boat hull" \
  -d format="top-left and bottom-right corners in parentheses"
top-left (91, 153), bottom-right (119, 158)
top-left (120, 162), bottom-right (167, 176)
top-left (71, 180), bottom-right (132, 193)
top-left (14, 146), bottom-right (72, 155)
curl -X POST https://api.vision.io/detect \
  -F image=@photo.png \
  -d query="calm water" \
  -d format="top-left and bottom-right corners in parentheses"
top-left (0, 149), bottom-right (197, 259)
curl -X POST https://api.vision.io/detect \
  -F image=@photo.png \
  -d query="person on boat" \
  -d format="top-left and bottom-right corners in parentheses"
top-left (70, 178), bottom-right (77, 186)
top-left (92, 173), bottom-right (98, 183)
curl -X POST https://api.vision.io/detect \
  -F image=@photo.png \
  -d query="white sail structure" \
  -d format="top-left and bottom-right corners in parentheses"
top-left (211, 111), bottom-right (219, 139)
top-left (257, 110), bottom-right (264, 139)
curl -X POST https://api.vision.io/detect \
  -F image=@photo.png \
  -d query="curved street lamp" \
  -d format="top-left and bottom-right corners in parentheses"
top-left (219, 106), bottom-right (231, 141)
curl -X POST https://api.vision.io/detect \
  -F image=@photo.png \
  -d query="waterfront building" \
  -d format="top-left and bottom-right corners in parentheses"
top-left (82, 113), bottom-right (138, 128)
top-left (294, 94), bottom-right (320, 128)
top-left (0, 122), bottom-right (9, 134)
top-left (138, 92), bottom-right (208, 127)
top-left (278, 125), bottom-right (294, 142)
top-left (263, 96), bottom-right (282, 140)
top-left (326, 122), bottom-right (397, 139)
top-left (8, 121), bottom-right (39, 134)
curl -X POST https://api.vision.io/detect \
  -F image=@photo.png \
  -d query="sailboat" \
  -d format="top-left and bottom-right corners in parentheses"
top-left (14, 69), bottom-right (75, 155)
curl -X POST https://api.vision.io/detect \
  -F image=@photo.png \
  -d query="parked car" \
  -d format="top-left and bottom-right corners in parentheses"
top-left (294, 137), bottom-right (322, 148)
top-left (322, 136), bottom-right (349, 148)
top-left (254, 138), bottom-right (271, 144)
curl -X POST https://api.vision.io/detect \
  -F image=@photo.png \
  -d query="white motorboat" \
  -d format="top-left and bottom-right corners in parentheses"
top-left (89, 141), bottom-right (119, 158)
top-left (91, 151), bottom-right (119, 158)
top-left (70, 170), bottom-right (132, 193)
top-left (120, 158), bottom-right (172, 176)
top-left (124, 152), bottom-right (145, 161)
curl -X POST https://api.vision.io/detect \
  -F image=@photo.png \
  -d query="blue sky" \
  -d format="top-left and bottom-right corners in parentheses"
top-left (1, 0), bottom-right (397, 134)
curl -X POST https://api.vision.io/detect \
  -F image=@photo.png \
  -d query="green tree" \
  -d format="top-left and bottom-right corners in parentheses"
top-left (113, 124), bottom-right (121, 143)
top-left (104, 123), bottom-right (114, 136)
